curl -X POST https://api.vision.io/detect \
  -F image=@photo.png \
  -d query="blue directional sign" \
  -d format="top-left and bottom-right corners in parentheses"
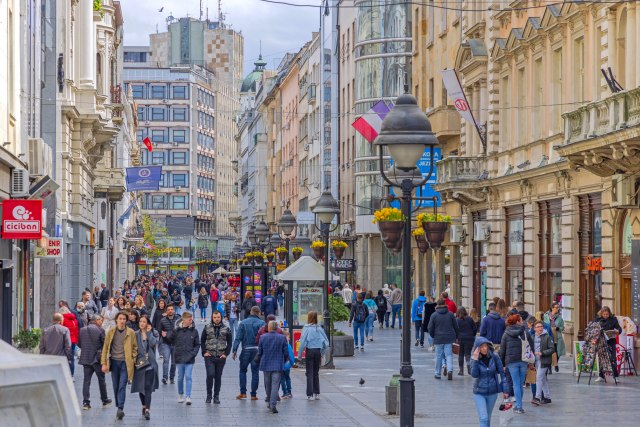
top-left (389, 148), bottom-right (442, 208)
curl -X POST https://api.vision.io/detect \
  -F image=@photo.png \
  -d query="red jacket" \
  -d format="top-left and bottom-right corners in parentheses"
top-left (62, 312), bottom-right (79, 344)
top-left (444, 298), bottom-right (457, 314)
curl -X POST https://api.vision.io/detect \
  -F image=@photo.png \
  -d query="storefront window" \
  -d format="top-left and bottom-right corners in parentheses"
top-left (551, 272), bottom-right (562, 304)
top-left (509, 270), bottom-right (523, 305)
top-left (508, 218), bottom-right (524, 255)
top-left (622, 215), bottom-right (632, 256)
top-left (551, 213), bottom-right (562, 255)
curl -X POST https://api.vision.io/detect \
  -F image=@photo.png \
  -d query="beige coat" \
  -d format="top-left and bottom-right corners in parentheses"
top-left (101, 326), bottom-right (138, 381)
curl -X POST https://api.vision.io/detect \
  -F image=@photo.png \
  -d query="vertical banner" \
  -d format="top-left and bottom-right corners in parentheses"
top-left (441, 68), bottom-right (485, 147)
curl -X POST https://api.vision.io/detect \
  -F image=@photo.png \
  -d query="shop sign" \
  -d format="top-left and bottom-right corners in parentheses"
top-left (586, 256), bottom-right (604, 272)
top-left (334, 258), bottom-right (356, 271)
top-left (35, 237), bottom-right (63, 258)
top-left (2, 199), bottom-right (43, 239)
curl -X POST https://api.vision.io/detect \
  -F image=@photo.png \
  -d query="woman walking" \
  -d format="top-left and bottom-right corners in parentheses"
top-left (60, 306), bottom-right (80, 378)
top-left (241, 291), bottom-right (256, 320)
top-left (456, 307), bottom-right (478, 375)
top-left (131, 315), bottom-right (159, 420)
top-left (197, 287), bottom-right (209, 322)
top-left (374, 290), bottom-right (387, 329)
top-left (363, 291), bottom-right (377, 342)
top-left (595, 306), bottom-right (622, 381)
top-left (531, 321), bottom-right (554, 406)
top-left (101, 298), bottom-right (119, 331)
top-left (297, 311), bottom-right (329, 400)
top-left (543, 302), bottom-right (566, 372)
top-left (470, 337), bottom-right (507, 427)
top-left (499, 314), bottom-right (534, 414)
top-left (151, 299), bottom-right (167, 333)
top-left (257, 321), bottom-right (290, 414)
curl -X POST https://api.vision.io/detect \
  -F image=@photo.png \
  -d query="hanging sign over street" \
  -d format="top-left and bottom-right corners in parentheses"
top-left (2, 199), bottom-right (43, 239)
top-left (35, 237), bottom-right (63, 258)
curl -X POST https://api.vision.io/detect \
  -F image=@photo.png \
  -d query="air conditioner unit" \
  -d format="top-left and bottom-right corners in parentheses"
top-left (28, 138), bottom-right (52, 177)
top-left (284, 123), bottom-right (290, 131)
top-left (144, 121), bottom-right (150, 126)
top-left (304, 144), bottom-right (310, 151)
top-left (473, 221), bottom-right (491, 241)
top-left (162, 99), bottom-right (168, 104)
top-left (450, 225), bottom-right (466, 244)
top-left (11, 168), bottom-right (29, 197)
top-left (175, 186), bottom-right (182, 191)
top-left (611, 174), bottom-right (638, 207)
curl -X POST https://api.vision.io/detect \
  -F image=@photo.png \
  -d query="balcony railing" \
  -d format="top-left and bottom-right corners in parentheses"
top-left (436, 156), bottom-right (487, 184)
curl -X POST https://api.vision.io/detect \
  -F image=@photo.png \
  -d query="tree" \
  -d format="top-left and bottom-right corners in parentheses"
top-left (141, 215), bottom-right (167, 247)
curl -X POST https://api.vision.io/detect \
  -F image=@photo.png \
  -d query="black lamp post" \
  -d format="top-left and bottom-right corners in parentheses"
top-left (312, 190), bottom-right (340, 369)
top-left (278, 207), bottom-right (298, 339)
top-left (247, 225), bottom-right (257, 299)
top-left (375, 93), bottom-right (438, 427)
top-left (255, 220), bottom-right (270, 296)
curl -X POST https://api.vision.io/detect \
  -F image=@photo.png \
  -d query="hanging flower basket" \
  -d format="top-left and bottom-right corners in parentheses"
top-left (254, 252), bottom-right (264, 264)
top-left (245, 253), bottom-right (254, 263)
top-left (313, 246), bottom-right (325, 259)
top-left (266, 252), bottom-right (275, 262)
top-left (333, 246), bottom-right (345, 259)
top-left (413, 229), bottom-right (429, 253)
top-left (292, 247), bottom-right (303, 261)
top-left (422, 222), bottom-right (449, 249)
top-left (277, 251), bottom-right (287, 262)
top-left (377, 221), bottom-right (405, 251)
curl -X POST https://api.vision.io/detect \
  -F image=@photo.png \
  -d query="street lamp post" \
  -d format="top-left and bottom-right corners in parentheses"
top-left (374, 93), bottom-right (438, 427)
top-left (255, 220), bottom-right (270, 296)
top-left (312, 190), bottom-right (341, 369)
top-left (278, 207), bottom-right (298, 338)
top-left (247, 224), bottom-right (257, 300)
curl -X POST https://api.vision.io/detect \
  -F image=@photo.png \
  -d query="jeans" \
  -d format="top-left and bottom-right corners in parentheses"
top-left (263, 371), bottom-right (282, 408)
top-left (204, 356), bottom-right (226, 398)
top-left (534, 361), bottom-right (550, 399)
top-left (425, 333), bottom-right (434, 348)
top-left (376, 309), bottom-right (386, 326)
top-left (280, 369), bottom-right (292, 396)
top-left (365, 314), bottom-right (375, 338)
top-left (159, 343), bottom-right (176, 380)
top-left (459, 339), bottom-right (474, 370)
top-left (414, 320), bottom-right (424, 343)
top-left (278, 294), bottom-right (284, 309)
top-left (70, 343), bottom-right (77, 376)
top-left (138, 368), bottom-right (155, 408)
top-left (305, 348), bottom-right (321, 396)
top-left (82, 363), bottom-right (108, 405)
top-left (200, 307), bottom-right (207, 319)
top-left (434, 343), bottom-right (453, 376)
top-left (352, 321), bottom-right (365, 347)
top-left (229, 318), bottom-right (238, 340)
top-left (507, 361), bottom-right (528, 410)
top-left (239, 348), bottom-right (260, 396)
top-left (176, 363), bottom-right (194, 397)
top-left (473, 393), bottom-right (498, 427)
top-left (110, 359), bottom-right (128, 410)
top-left (384, 312), bottom-right (390, 327)
top-left (391, 304), bottom-right (402, 327)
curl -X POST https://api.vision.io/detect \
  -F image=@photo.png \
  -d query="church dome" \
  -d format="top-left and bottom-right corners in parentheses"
top-left (240, 55), bottom-right (267, 93)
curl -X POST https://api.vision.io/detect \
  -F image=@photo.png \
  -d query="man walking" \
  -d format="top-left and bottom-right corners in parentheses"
top-left (39, 313), bottom-right (72, 362)
top-left (411, 290), bottom-right (427, 347)
top-left (201, 310), bottom-right (233, 404)
top-left (159, 303), bottom-right (178, 384)
top-left (82, 290), bottom-right (99, 319)
top-left (99, 283), bottom-right (110, 309)
top-left (261, 289), bottom-right (278, 317)
top-left (257, 321), bottom-right (290, 414)
top-left (78, 314), bottom-right (112, 410)
top-left (428, 299), bottom-right (459, 380)
top-left (232, 306), bottom-right (265, 400)
top-left (389, 284), bottom-right (403, 328)
top-left (479, 302), bottom-right (506, 351)
top-left (101, 312), bottom-right (137, 420)
top-left (170, 312), bottom-right (200, 405)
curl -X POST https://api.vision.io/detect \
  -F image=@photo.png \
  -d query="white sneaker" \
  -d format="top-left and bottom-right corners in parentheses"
top-left (314, 394), bottom-right (320, 400)
top-left (307, 396), bottom-right (314, 401)
top-left (595, 377), bottom-right (604, 383)
top-left (185, 397), bottom-right (192, 406)
top-left (178, 395), bottom-right (184, 403)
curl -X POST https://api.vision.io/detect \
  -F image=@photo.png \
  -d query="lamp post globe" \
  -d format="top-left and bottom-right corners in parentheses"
top-left (255, 220), bottom-right (270, 245)
top-left (269, 233), bottom-right (282, 248)
top-left (247, 224), bottom-right (257, 246)
top-left (312, 190), bottom-right (340, 225)
top-left (374, 93), bottom-right (438, 170)
top-left (278, 208), bottom-right (298, 237)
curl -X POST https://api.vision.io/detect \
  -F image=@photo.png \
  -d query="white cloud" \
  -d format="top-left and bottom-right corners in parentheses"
top-left (120, 0), bottom-right (318, 74)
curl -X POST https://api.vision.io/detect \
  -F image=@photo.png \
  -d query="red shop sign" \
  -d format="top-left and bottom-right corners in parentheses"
top-left (2, 199), bottom-right (43, 239)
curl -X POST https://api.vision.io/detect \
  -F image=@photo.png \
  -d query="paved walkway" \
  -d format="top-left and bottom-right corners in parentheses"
top-left (76, 320), bottom-right (640, 426)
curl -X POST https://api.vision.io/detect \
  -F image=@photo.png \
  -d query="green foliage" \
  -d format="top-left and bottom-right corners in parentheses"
top-left (328, 295), bottom-right (350, 334)
top-left (13, 328), bottom-right (42, 350)
top-left (93, 0), bottom-right (102, 12)
top-left (141, 215), bottom-right (167, 247)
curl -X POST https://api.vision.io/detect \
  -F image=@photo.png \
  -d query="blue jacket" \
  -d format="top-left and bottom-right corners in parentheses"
top-left (411, 296), bottom-right (427, 322)
top-left (479, 312), bottom-right (506, 344)
top-left (232, 315), bottom-right (265, 353)
top-left (257, 331), bottom-right (289, 372)
top-left (470, 337), bottom-right (507, 395)
top-left (261, 295), bottom-right (278, 317)
top-left (297, 324), bottom-right (329, 356)
top-left (284, 343), bottom-right (295, 371)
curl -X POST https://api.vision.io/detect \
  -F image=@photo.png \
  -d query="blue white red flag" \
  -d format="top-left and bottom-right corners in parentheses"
top-left (351, 100), bottom-right (393, 143)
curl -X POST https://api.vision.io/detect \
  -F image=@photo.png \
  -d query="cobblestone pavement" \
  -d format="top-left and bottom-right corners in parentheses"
top-left (76, 320), bottom-right (639, 426)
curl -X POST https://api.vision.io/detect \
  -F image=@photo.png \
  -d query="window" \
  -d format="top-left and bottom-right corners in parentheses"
top-left (517, 68), bottom-right (525, 140)
top-left (532, 58), bottom-right (543, 140)
top-left (428, 0), bottom-right (434, 43)
top-left (159, 173), bottom-right (167, 188)
top-left (172, 151), bottom-right (187, 165)
top-left (151, 107), bottom-right (165, 121)
top-left (151, 151), bottom-right (165, 165)
top-left (171, 195), bottom-right (187, 209)
top-left (136, 129), bottom-right (146, 142)
top-left (172, 85), bottom-right (188, 99)
top-left (573, 37), bottom-right (585, 103)
top-left (137, 106), bottom-right (145, 121)
top-left (505, 205), bottom-right (524, 305)
top-left (172, 174), bottom-right (187, 187)
top-left (173, 108), bottom-right (188, 121)
top-left (151, 195), bottom-right (165, 209)
top-left (428, 78), bottom-right (434, 109)
top-left (173, 129), bottom-right (186, 143)
top-left (508, 217), bottom-right (524, 255)
top-left (151, 129), bottom-right (166, 143)
top-left (124, 51), bottom-right (147, 62)
top-left (151, 85), bottom-right (166, 99)
top-left (132, 85), bottom-right (145, 99)
top-left (500, 76), bottom-right (510, 150)
top-left (551, 48), bottom-right (563, 132)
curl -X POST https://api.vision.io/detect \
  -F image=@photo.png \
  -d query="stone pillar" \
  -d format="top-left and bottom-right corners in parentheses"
top-left (523, 203), bottom-right (536, 312)
top-left (486, 208), bottom-right (503, 298)
top-left (607, 10), bottom-right (616, 70)
top-left (425, 249), bottom-right (433, 297)
top-left (437, 249), bottom-right (446, 300)
top-left (78, 0), bottom-right (95, 87)
top-left (465, 86), bottom-right (474, 156)
top-left (479, 80), bottom-right (487, 152)
top-left (626, 4), bottom-right (636, 89)
top-left (561, 197), bottom-right (577, 348)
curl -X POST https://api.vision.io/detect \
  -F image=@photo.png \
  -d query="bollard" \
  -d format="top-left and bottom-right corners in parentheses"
top-left (385, 373), bottom-right (401, 414)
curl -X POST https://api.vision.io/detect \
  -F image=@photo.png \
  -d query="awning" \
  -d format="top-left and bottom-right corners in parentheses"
top-left (274, 256), bottom-right (340, 281)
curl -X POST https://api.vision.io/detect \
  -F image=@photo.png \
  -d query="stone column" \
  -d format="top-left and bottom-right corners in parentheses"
top-left (78, 0), bottom-right (95, 87)
top-left (626, 4), bottom-right (636, 89)
top-left (607, 10), bottom-right (616, 70)
top-left (523, 203), bottom-right (536, 311)
top-left (473, 83), bottom-right (481, 156)
top-left (479, 79), bottom-right (487, 152)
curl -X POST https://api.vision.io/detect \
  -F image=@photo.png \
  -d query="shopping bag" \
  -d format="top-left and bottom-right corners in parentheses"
top-left (525, 364), bottom-right (537, 384)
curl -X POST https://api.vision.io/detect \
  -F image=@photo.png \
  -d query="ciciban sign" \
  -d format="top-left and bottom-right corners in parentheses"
top-left (2, 199), bottom-right (43, 240)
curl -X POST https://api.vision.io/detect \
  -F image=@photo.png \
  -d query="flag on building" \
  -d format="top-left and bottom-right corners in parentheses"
top-left (143, 136), bottom-right (153, 152)
top-left (351, 100), bottom-right (393, 143)
top-left (125, 166), bottom-right (162, 191)
top-left (117, 201), bottom-right (135, 226)
top-left (143, 242), bottom-right (155, 250)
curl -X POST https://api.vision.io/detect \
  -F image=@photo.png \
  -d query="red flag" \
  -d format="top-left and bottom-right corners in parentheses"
top-left (143, 136), bottom-right (153, 152)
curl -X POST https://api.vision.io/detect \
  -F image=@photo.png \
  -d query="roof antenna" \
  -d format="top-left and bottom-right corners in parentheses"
top-left (199, 0), bottom-right (203, 21)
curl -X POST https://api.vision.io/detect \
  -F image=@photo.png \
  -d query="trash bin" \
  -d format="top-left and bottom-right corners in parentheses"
top-left (385, 374), bottom-right (401, 414)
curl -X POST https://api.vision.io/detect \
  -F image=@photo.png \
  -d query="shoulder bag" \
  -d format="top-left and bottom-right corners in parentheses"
top-left (135, 338), bottom-right (151, 370)
top-left (520, 332), bottom-right (535, 364)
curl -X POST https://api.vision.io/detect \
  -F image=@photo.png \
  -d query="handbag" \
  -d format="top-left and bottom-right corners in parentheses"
top-left (520, 333), bottom-right (535, 364)
top-left (253, 351), bottom-right (262, 364)
top-left (135, 338), bottom-right (151, 370)
top-left (452, 342), bottom-right (460, 355)
top-left (525, 364), bottom-right (537, 384)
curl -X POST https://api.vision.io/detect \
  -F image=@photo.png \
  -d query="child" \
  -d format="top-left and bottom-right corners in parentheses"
top-left (532, 321), bottom-right (554, 405)
top-left (280, 330), bottom-right (294, 399)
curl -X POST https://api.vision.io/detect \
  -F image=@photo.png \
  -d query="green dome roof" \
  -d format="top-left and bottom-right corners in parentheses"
top-left (241, 55), bottom-right (267, 93)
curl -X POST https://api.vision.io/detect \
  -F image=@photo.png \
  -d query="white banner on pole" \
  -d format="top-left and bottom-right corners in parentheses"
top-left (441, 69), bottom-right (478, 126)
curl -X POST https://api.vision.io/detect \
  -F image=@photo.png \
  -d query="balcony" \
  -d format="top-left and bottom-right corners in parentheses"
top-left (124, 225), bottom-right (144, 242)
top-left (434, 156), bottom-right (488, 205)
top-left (558, 87), bottom-right (640, 177)
top-left (426, 105), bottom-right (461, 141)
top-left (93, 168), bottom-right (126, 201)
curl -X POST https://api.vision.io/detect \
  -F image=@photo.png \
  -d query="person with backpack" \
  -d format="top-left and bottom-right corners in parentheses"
top-left (499, 314), bottom-right (534, 415)
top-left (411, 290), bottom-right (427, 347)
top-left (374, 290), bottom-right (388, 329)
top-left (363, 291), bottom-right (378, 342)
top-left (421, 295), bottom-right (438, 350)
top-left (348, 293), bottom-right (368, 351)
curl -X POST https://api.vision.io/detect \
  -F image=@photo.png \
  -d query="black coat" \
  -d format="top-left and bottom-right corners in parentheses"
top-left (198, 294), bottom-right (209, 309)
top-left (242, 297), bottom-right (256, 318)
top-left (159, 315), bottom-right (179, 344)
top-left (421, 302), bottom-right (438, 331)
top-left (499, 325), bottom-right (534, 366)
top-left (130, 330), bottom-right (160, 394)
top-left (77, 323), bottom-right (105, 365)
top-left (427, 306), bottom-right (459, 345)
top-left (169, 320), bottom-right (200, 364)
top-left (151, 309), bottom-right (166, 333)
top-left (457, 316), bottom-right (477, 342)
top-left (597, 315), bottom-right (622, 344)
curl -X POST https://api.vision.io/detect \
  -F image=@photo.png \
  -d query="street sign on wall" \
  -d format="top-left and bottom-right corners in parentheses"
top-left (2, 199), bottom-right (43, 239)
top-left (334, 258), bottom-right (356, 271)
top-left (296, 211), bottom-right (315, 225)
top-left (35, 237), bottom-right (63, 258)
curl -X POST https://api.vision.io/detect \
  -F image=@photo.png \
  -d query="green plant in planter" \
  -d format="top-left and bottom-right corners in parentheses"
top-left (328, 295), bottom-right (350, 336)
top-left (12, 328), bottom-right (42, 350)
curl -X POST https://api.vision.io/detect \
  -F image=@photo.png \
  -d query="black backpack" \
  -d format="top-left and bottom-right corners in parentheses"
top-left (375, 296), bottom-right (386, 309)
top-left (354, 302), bottom-right (368, 323)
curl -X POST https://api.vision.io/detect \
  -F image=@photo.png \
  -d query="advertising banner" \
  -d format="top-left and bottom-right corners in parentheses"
top-left (35, 237), bottom-right (63, 258)
top-left (2, 199), bottom-right (43, 239)
top-left (125, 166), bottom-right (162, 191)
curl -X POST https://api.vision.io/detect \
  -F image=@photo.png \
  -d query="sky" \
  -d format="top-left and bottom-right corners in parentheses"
top-left (120, 0), bottom-right (319, 75)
